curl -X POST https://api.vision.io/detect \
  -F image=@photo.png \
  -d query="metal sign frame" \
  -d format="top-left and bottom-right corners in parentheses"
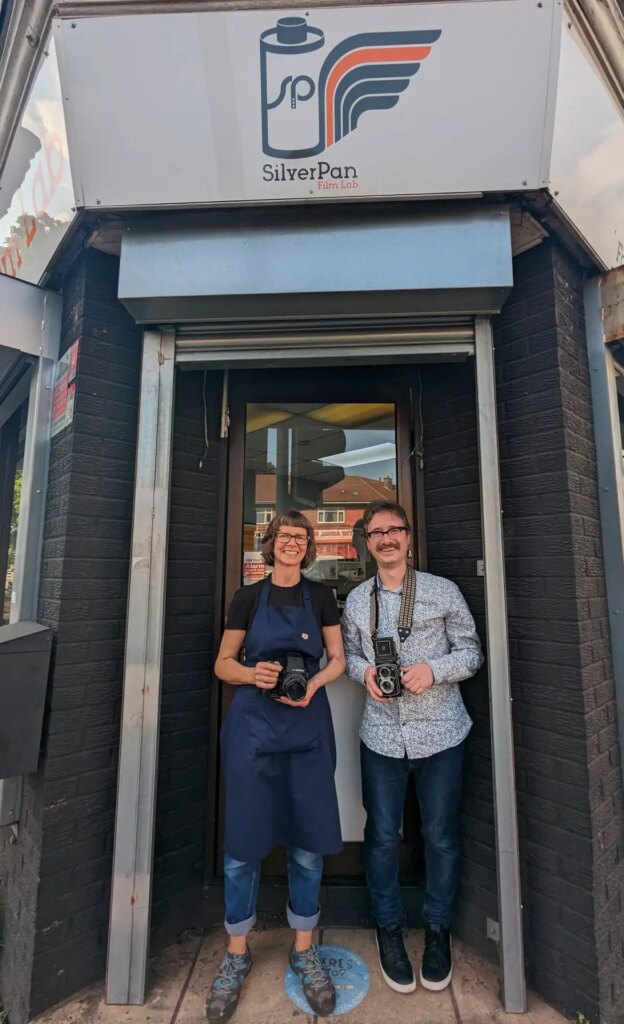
top-left (106, 318), bottom-right (526, 1013)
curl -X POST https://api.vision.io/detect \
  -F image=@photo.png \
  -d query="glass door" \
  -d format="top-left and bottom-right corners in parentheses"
top-left (219, 368), bottom-right (417, 881)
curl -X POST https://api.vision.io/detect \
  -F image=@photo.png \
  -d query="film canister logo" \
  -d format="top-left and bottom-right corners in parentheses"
top-left (260, 17), bottom-right (441, 189)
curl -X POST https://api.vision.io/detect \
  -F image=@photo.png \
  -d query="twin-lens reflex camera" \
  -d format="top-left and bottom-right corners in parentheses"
top-left (373, 636), bottom-right (403, 698)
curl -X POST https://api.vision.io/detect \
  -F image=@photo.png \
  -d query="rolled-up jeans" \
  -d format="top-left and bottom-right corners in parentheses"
top-left (224, 846), bottom-right (323, 936)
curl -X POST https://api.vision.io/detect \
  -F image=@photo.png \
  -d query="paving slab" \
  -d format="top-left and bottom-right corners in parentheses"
top-left (323, 926), bottom-right (456, 1024)
top-left (450, 939), bottom-right (566, 1024)
top-left (30, 927), bottom-right (570, 1024)
top-left (176, 928), bottom-right (298, 1024)
top-left (33, 933), bottom-right (202, 1024)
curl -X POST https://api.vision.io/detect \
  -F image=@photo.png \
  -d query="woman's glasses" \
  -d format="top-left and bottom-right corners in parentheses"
top-left (366, 526), bottom-right (408, 540)
top-left (276, 532), bottom-right (309, 546)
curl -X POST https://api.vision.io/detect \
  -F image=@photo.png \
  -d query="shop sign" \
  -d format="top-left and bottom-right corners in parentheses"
top-left (50, 340), bottom-right (78, 437)
top-left (55, 1), bottom-right (560, 209)
top-left (0, 37), bottom-right (77, 285)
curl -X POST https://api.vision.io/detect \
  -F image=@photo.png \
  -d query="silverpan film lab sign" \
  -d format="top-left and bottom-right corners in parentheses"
top-left (54, 3), bottom-right (558, 207)
top-left (260, 16), bottom-right (440, 188)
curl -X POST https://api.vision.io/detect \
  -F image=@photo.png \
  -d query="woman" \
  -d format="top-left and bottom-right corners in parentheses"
top-left (207, 510), bottom-right (345, 1023)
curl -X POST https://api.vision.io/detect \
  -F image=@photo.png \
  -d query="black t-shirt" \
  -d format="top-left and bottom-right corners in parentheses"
top-left (225, 578), bottom-right (340, 633)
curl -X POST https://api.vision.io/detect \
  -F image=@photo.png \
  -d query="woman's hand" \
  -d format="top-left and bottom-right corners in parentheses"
top-left (277, 677), bottom-right (320, 708)
top-left (252, 661), bottom-right (282, 690)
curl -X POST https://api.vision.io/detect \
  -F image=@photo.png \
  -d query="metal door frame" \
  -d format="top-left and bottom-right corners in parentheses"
top-left (106, 320), bottom-right (526, 1013)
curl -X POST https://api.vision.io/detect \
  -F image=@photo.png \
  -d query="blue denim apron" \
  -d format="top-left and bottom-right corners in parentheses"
top-left (220, 578), bottom-right (343, 863)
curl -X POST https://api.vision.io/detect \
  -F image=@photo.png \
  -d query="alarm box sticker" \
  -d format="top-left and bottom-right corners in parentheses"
top-left (260, 16), bottom-right (441, 189)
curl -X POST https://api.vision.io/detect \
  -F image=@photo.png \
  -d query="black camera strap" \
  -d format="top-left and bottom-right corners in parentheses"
top-left (370, 565), bottom-right (417, 643)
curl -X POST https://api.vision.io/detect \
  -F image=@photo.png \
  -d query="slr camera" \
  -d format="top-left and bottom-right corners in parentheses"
top-left (271, 652), bottom-right (309, 702)
top-left (373, 636), bottom-right (403, 698)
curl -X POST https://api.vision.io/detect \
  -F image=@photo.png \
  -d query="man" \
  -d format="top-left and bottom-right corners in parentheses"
top-left (342, 500), bottom-right (483, 994)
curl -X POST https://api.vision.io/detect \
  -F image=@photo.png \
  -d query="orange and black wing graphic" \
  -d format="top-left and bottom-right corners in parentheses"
top-left (318, 30), bottom-right (442, 149)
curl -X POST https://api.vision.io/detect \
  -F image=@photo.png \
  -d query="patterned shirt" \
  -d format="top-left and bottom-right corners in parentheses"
top-left (342, 571), bottom-right (483, 759)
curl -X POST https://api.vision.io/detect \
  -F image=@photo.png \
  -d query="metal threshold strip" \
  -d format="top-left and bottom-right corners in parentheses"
top-left (175, 326), bottom-right (475, 367)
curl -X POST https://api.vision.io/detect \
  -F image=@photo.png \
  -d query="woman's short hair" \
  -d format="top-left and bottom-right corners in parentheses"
top-left (261, 510), bottom-right (317, 570)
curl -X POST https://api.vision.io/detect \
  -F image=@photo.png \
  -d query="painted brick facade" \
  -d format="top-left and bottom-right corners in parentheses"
top-left (419, 358), bottom-right (496, 956)
top-left (1, 236), bottom-right (623, 1024)
top-left (0, 249), bottom-right (142, 1021)
top-left (420, 239), bottom-right (624, 1024)
top-left (152, 369), bottom-right (222, 936)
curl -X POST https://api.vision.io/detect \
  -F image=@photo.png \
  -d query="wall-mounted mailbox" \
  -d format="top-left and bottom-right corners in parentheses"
top-left (0, 621), bottom-right (52, 779)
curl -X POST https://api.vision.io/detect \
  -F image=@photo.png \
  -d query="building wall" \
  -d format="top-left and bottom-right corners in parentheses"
top-left (151, 368), bottom-right (223, 937)
top-left (421, 238), bottom-right (624, 1024)
top-left (419, 360), bottom-right (495, 951)
top-left (2, 233), bottom-right (623, 1024)
top-left (0, 249), bottom-right (142, 1022)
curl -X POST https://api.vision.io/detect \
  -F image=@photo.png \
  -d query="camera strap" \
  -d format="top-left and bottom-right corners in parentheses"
top-left (370, 566), bottom-right (417, 643)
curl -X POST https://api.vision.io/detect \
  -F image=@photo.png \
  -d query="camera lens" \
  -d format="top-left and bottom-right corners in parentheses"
top-left (285, 679), bottom-right (307, 702)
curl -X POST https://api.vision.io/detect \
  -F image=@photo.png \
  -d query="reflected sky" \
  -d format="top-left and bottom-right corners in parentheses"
top-left (550, 23), bottom-right (624, 269)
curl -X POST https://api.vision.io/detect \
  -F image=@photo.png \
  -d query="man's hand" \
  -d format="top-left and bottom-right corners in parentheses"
top-left (401, 663), bottom-right (434, 695)
top-left (251, 661), bottom-right (282, 689)
top-left (364, 665), bottom-right (386, 703)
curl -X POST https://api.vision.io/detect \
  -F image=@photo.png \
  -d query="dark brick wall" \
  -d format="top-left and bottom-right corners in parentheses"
top-left (0, 249), bottom-right (142, 1022)
top-left (152, 369), bottom-right (222, 937)
top-left (419, 360), bottom-right (496, 954)
top-left (550, 244), bottom-right (623, 1024)
top-left (421, 239), bottom-right (624, 1024)
top-left (494, 240), bottom-right (624, 1023)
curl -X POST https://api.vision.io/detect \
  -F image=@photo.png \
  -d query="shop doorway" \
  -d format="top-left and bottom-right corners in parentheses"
top-left (213, 366), bottom-right (424, 900)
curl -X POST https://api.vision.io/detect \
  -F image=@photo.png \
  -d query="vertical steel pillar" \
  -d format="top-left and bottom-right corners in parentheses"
top-left (106, 329), bottom-right (175, 1005)
top-left (583, 278), bottom-right (624, 792)
top-left (474, 316), bottom-right (526, 1014)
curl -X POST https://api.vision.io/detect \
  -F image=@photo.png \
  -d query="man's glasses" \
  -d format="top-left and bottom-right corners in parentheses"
top-left (366, 526), bottom-right (408, 540)
top-left (276, 532), bottom-right (309, 546)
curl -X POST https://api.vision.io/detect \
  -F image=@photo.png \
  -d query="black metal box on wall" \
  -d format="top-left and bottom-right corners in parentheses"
top-left (0, 621), bottom-right (52, 778)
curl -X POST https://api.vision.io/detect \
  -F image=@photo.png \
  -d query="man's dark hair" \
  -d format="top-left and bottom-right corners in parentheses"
top-left (362, 501), bottom-right (411, 533)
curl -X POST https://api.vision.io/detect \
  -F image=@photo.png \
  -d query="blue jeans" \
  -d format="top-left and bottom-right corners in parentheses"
top-left (361, 739), bottom-right (465, 929)
top-left (224, 846), bottom-right (323, 936)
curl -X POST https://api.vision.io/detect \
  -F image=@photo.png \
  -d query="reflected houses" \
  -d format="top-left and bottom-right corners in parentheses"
top-left (249, 472), bottom-right (397, 602)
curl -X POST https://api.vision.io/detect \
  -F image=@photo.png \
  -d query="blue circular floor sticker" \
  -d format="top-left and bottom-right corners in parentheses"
top-left (285, 943), bottom-right (370, 1016)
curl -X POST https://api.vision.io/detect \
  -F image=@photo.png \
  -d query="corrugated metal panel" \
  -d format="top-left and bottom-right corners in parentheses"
top-left (175, 324), bottom-right (475, 367)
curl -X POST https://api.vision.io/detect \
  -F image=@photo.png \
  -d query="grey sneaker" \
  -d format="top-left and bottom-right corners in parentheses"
top-left (289, 943), bottom-right (336, 1017)
top-left (206, 948), bottom-right (253, 1022)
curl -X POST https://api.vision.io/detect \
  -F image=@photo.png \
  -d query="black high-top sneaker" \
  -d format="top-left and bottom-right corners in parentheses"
top-left (420, 923), bottom-right (452, 991)
top-left (375, 925), bottom-right (416, 993)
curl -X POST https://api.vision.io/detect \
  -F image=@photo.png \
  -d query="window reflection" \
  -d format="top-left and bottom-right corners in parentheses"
top-left (242, 402), bottom-right (397, 609)
top-left (1, 401), bottom-right (27, 624)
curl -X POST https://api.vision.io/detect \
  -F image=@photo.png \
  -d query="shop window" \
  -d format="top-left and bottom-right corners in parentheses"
top-left (317, 509), bottom-right (345, 523)
top-left (0, 401), bottom-right (27, 625)
top-left (242, 402), bottom-right (398, 607)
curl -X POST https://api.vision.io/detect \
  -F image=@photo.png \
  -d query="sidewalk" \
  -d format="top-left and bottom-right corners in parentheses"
top-left (34, 928), bottom-right (568, 1024)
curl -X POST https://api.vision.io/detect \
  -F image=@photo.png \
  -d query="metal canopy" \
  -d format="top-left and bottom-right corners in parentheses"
top-left (117, 205), bottom-right (513, 326)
